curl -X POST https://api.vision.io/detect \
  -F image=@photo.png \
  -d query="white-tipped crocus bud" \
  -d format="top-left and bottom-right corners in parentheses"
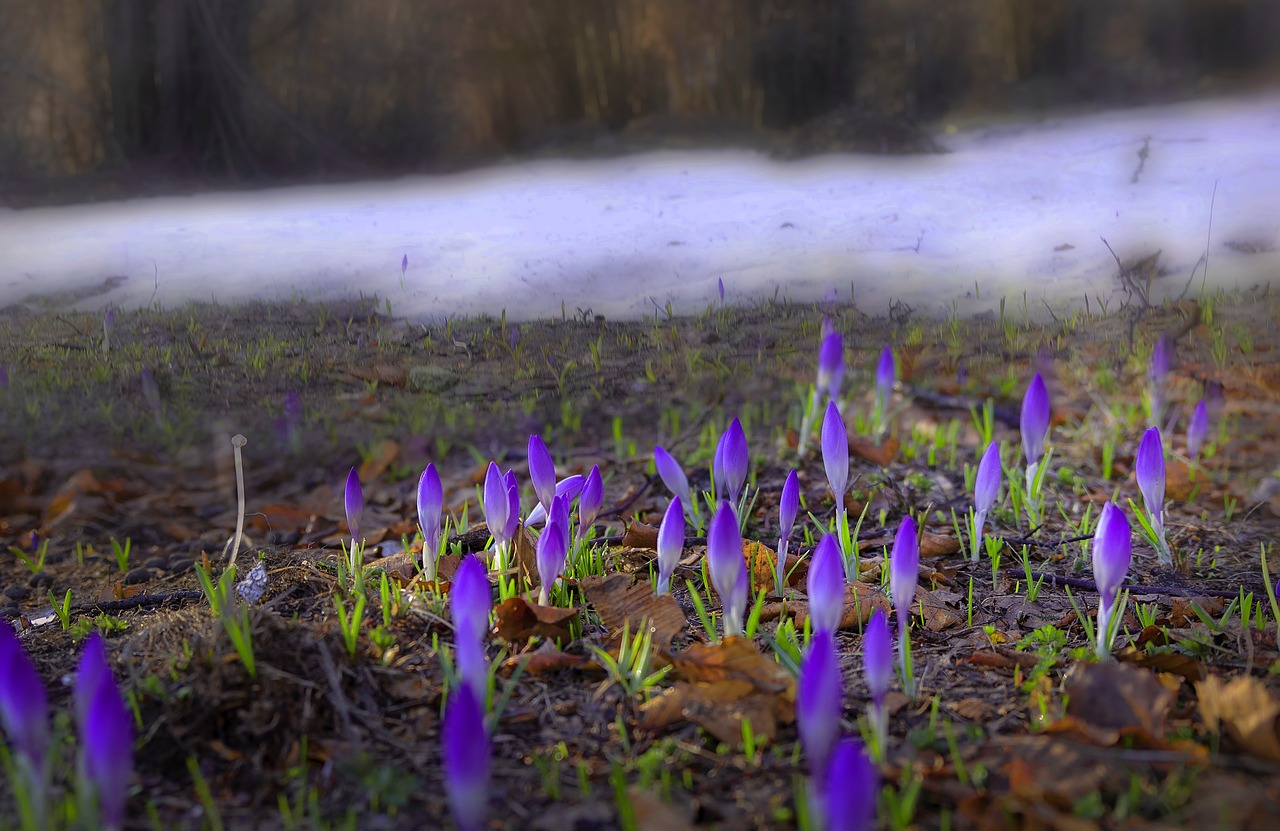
top-left (821, 400), bottom-right (849, 504)
top-left (656, 497), bottom-right (685, 595)
top-left (418, 463), bottom-right (444, 572)
top-left (776, 469), bottom-right (800, 591)
top-left (535, 517), bottom-right (568, 606)
top-left (79, 650), bottom-right (133, 831)
top-left (823, 738), bottom-right (877, 831)
top-left (0, 624), bottom-right (50, 768)
top-left (797, 629), bottom-right (843, 780)
top-left (807, 535), bottom-right (845, 637)
top-left (443, 684), bottom-right (490, 831)
top-left (482, 462), bottom-right (509, 549)
top-left (1092, 502), bottom-right (1132, 658)
top-left (450, 555), bottom-right (492, 644)
top-left (875, 345), bottom-right (895, 405)
top-left (1187, 400), bottom-right (1209, 461)
top-left (721, 418), bottom-right (749, 505)
top-left (818, 329), bottom-right (844, 403)
top-left (578, 465), bottom-right (603, 539)
top-left (1020, 373), bottom-right (1051, 466)
top-left (1136, 427), bottom-right (1165, 520)
top-left (974, 441), bottom-right (1001, 518)
top-left (890, 516), bottom-right (919, 624)
top-left (654, 446), bottom-right (693, 511)
top-left (527, 434), bottom-right (556, 514)
top-left (708, 501), bottom-right (748, 637)
top-left (862, 608), bottom-right (893, 708)
top-left (344, 467), bottom-right (363, 545)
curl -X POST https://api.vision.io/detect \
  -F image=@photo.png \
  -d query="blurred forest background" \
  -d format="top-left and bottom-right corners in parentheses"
top-left (2, 0), bottom-right (1278, 204)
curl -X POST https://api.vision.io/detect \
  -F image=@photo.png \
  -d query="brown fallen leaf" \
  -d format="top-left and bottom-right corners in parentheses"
top-left (630, 786), bottom-right (696, 831)
top-left (1196, 675), bottom-right (1280, 763)
top-left (663, 636), bottom-right (796, 725)
top-left (919, 588), bottom-right (964, 631)
top-left (1169, 596), bottom-right (1224, 627)
top-left (358, 438), bottom-right (401, 483)
top-left (509, 524), bottom-right (539, 588)
top-left (252, 504), bottom-right (316, 534)
top-left (774, 581), bottom-right (892, 631)
top-left (621, 521), bottom-right (659, 549)
top-left (504, 647), bottom-right (595, 676)
top-left (920, 530), bottom-right (961, 558)
top-left (1115, 644), bottom-right (1205, 681)
top-left (1063, 662), bottom-right (1174, 741)
top-left (492, 597), bottom-right (580, 644)
top-left (579, 573), bottom-right (687, 649)
top-left (848, 435), bottom-right (898, 466)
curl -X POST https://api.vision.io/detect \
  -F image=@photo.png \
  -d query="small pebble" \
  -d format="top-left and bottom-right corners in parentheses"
top-left (4, 583), bottom-right (31, 600)
top-left (144, 556), bottom-right (169, 570)
top-left (123, 567), bottom-right (152, 585)
top-left (27, 572), bottom-right (54, 589)
top-left (167, 557), bottom-right (194, 574)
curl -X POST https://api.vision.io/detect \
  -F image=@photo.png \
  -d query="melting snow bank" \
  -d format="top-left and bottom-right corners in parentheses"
top-left (2, 93), bottom-right (1278, 322)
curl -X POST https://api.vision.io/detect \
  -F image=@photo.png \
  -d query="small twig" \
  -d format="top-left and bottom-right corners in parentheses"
top-left (229, 434), bottom-right (248, 568)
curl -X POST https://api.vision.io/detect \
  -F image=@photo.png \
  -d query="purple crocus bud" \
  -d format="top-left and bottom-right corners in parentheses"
top-left (443, 684), bottom-right (490, 831)
top-left (875, 345), bottom-right (895, 405)
top-left (656, 497), bottom-right (685, 595)
top-left (523, 474), bottom-right (586, 526)
top-left (1020, 373), bottom-right (1051, 466)
top-left (344, 467), bottom-right (363, 546)
top-left (401, 253), bottom-right (408, 276)
top-left (817, 330), bottom-right (844, 403)
top-left (418, 464), bottom-right (444, 572)
top-left (578, 466), bottom-right (603, 540)
top-left (549, 493), bottom-right (571, 548)
top-left (1136, 427), bottom-right (1165, 518)
top-left (80, 661), bottom-right (133, 830)
top-left (890, 516), bottom-right (919, 624)
top-left (502, 470), bottom-right (520, 543)
top-left (807, 535), bottom-right (845, 636)
top-left (536, 520), bottom-right (568, 606)
top-left (654, 446), bottom-right (693, 512)
top-left (482, 462), bottom-right (509, 548)
top-left (718, 276), bottom-right (725, 301)
top-left (821, 400), bottom-right (849, 504)
top-left (453, 633), bottom-right (487, 710)
top-left (1092, 502), bottom-right (1132, 658)
top-left (104, 305), bottom-right (116, 328)
top-left (708, 502), bottom-right (748, 637)
top-left (776, 469), bottom-right (800, 591)
top-left (0, 625), bottom-right (49, 767)
top-left (712, 432), bottom-right (728, 499)
top-left (527, 434), bottom-right (556, 514)
top-left (1187, 400), bottom-right (1209, 461)
top-left (974, 441), bottom-right (1001, 517)
top-left (720, 418), bottom-right (749, 505)
top-left (823, 738), bottom-right (877, 831)
top-left (862, 608), bottom-right (893, 707)
top-left (797, 629), bottom-right (843, 780)
top-left (451, 555), bottom-right (492, 644)
top-left (75, 632), bottom-right (110, 730)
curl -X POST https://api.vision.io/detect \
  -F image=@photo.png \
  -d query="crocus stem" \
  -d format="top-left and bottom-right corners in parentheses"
top-left (1096, 600), bottom-right (1113, 661)
top-left (1024, 461), bottom-right (1040, 525)
top-left (870, 702), bottom-right (887, 763)
top-left (775, 537), bottom-right (788, 595)
top-left (897, 624), bottom-right (915, 700)
top-left (970, 509), bottom-right (986, 563)
top-left (229, 434), bottom-right (247, 569)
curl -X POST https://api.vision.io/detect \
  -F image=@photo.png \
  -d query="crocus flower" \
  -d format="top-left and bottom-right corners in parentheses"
top-left (1136, 427), bottom-right (1170, 564)
top-left (0, 624), bottom-right (49, 768)
top-left (1187, 399), bottom-right (1208, 462)
top-left (717, 276), bottom-right (725, 302)
top-left (807, 535), bottom-right (845, 637)
top-left (797, 629), bottom-right (843, 780)
top-left (1092, 502), bottom-right (1132, 659)
top-left (1020, 373), bottom-right (1050, 466)
top-left (450, 555), bottom-right (492, 645)
top-left (401, 253), bottom-right (408, 276)
top-left (654, 446), bottom-right (694, 514)
top-left (527, 434), bottom-right (556, 514)
top-left (875, 345), bottom-right (895, 411)
top-left (818, 329), bottom-right (844, 404)
top-left (453, 613), bottom-right (488, 695)
top-left (862, 608), bottom-right (892, 756)
top-left (776, 469), bottom-right (800, 592)
top-left (890, 516), bottom-right (919, 698)
top-left (75, 633), bottom-right (110, 730)
top-left (418, 463), bottom-right (444, 578)
top-left (443, 684), bottom-right (490, 831)
top-left (76, 635), bottom-right (131, 824)
top-left (523, 474), bottom-right (586, 526)
top-left (1147, 333), bottom-right (1170, 428)
top-left (971, 440), bottom-right (1002, 561)
top-left (344, 467), bottom-right (364, 570)
top-left (536, 507), bottom-right (570, 606)
top-left (578, 465), bottom-right (603, 540)
top-left (708, 502), bottom-right (748, 638)
top-left (720, 418), bottom-right (749, 506)
top-left (482, 462), bottom-right (510, 567)
top-left (656, 497), bottom-right (685, 595)
top-left (822, 400), bottom-right (849, 507)
top-left (822, 738), bottom-right (877, 831)
top-left (503, 470), bottom-right (520, 544)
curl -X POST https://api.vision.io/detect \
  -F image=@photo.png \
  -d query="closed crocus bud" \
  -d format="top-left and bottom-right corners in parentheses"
top-left (524, 474), bottom-right (586, 526)
top-left (401, 253), bottom-right (408, 276)
top-left (1136, 427), bottom-right (1166, 517)
top-left (797, 629), bottom-right (843, 780)
top-left (528, 435), bottom-right (557, 514)
top-left (503, 470), bottom-right (520, 543)
top-left (807, 536), bottom-right (845, 637)
top-left (890, 516), bottom-right (919, 623)
top-left (549, 492), bottom-right (571, 546)
top-left (80, 663), bottom-right (133, 831)
top-left (708, 502), bottom-right (748, 637)
top-left (418, 464), bottom-right (444, 572)
top-left (862, 608), bottom-right (893, 707)
top-left (713, 432), bottom-right (729, 499)
top-left (450, 555), bottom-right (492, 645)
top-left (654, 446), bottom-right (694, 511)
top-left (721, 418), bottom-right (749, 505)
top-left (1020, 373), bottom-right (1051, 466)
top-left (578, 465), bottom-right (603, 539)
top-left (776, 469), bottom-right (801, 591)
top-left (718, 276), bottom-right (725, 301)
top-left (1092, 502), bottom-right (1132, 658)
top-left (75, 633), bottom-right (110, 730)
top-left (974, 441), bottom-right (1001, 518)
top-left (818, 329), bottom-right (844, 402)
top-left (823, 738), bottom-right (877, 831)
top-left (482, 462), bottom-right (509, 547)
top-left (454, 626), bottom-right (487, 697)
top-left (344, 467), bottom-right (364, 545)
top-left (656, 497), bottom-right (685, 595)
top-left (822, 400), bottom-right (849, 503)
top-left (1187, 400), bottom-right (1209, 461)
top-left (443, 684), bottom-right (490, 831)
top-left (0, 624), bottom-right (49, 768)
top-left (876, 345), bottom-right (895, 405)
top-left (536, 520), bottom-right (568, 606)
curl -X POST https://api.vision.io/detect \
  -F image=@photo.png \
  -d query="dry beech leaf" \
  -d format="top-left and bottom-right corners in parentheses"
top-left (1063, 662), bottom-right (1174, 741)
top-left (1114, 644), bottom-right (1205, 682)
top-left (920, 531), bottom-right (961, 558)
top-left (848, 435), bottom-right (898, 466)
top-left (579, 573), bottom-right (686, 649)
top-left (772, 581), bottom-right (892, 631)
top-left (664, 636), bottom-right (796, 719)
top-left (621, 521), bottom-right (659, 549)
top-left (358, 438), bottom-right (401, 483)
top-left (1169, 596), bottom-right (1225, 627)
top-left (251, 504), bottom-right (316, 533)
top-left (918, 588), bottom-right (964, 631)
top-left (630, 786), bottom-right (696, 831)
top-left (493, 597), bottom-right (579, 644)
top-left (505, 647), bottom-right (595, 676)
top-left (1196, 675), bottom-right (1280, 763)
top-left (510, 524), bottom-right (539, 588)
top-left (743, 540), bottom-right (782, 594)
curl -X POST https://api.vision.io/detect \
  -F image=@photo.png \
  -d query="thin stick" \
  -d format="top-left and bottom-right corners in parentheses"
top-left (229, 434), bottom-right (248, 569)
